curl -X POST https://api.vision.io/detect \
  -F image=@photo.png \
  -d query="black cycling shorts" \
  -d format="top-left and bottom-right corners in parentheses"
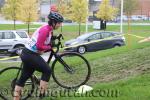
top-left (16, 48), bottom-right (51, 87)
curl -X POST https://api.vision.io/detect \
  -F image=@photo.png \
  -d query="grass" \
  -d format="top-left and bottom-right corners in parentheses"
top-left (56, 72), bottom-right (150, 100)
top-left (0, 62), bottom-right (20, 69)
top-left (0, 24), bottom-right (150, 99)
top-left (50, 43), bottom-right (150, 100)
top-left (0, 24), bottom-right (150, 35)
top-left (34, 44), bottom-right (150, 100)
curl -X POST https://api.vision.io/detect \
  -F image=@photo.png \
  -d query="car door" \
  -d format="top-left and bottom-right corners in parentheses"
top-left (0, 31), bottom-right (16, 50)
top-left (99, 32), bottom-right (114, 49)
top-left (85, 33), bottom-right (103, 51)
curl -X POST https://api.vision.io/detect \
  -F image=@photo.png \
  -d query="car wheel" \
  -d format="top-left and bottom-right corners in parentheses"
top-left (78, 46), bottom-right (86, 54)
top-left (14, 45), bottom-right (24, 49)
top-left (10, 45), bottom-right (24, 56)
top-left (113, 44), bottom-right (120, 48)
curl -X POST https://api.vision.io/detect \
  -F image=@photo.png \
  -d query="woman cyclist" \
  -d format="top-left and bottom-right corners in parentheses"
top-left (13, 12), bottom-right (64, 100)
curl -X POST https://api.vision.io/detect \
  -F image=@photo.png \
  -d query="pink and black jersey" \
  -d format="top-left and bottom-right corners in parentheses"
top-left (26, 24), bottom-right (53, 53)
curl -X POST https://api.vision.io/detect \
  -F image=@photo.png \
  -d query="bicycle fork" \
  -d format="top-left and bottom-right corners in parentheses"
top-left (54, 54), bottom-right (75, 74)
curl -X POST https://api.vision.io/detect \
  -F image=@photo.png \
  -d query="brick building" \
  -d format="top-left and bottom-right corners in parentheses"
top-left (134, 0), bottom-right (150, 17)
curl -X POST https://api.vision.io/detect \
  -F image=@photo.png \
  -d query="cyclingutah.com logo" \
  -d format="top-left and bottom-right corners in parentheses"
top-left (0, 87), bottom-right (120, 98)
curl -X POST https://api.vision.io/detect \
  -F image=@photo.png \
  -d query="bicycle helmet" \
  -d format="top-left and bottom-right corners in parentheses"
top-left (48, 12), bottom-right (64, 23)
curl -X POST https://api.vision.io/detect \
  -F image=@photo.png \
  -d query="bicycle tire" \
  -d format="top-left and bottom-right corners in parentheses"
top-left (0, 67), bottom-right (35, 100)
top-left (51, 52), bottom-right (91, 89)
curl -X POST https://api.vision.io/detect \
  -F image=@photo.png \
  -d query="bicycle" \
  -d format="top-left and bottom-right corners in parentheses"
top-left (0, 34), bottom-right (91, 100)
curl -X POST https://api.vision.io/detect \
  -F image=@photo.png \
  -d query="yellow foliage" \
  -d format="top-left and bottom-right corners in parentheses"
top-left (57, 0), bottom-right (70, 18)
top-left (17, 0), bottom-right (38, 23)
top-left (69, 0), bottom-right (88, 23)
top-left (96, 0), bottom-right (118, 21)
top-left (2, 0), bottom-right (19, 20)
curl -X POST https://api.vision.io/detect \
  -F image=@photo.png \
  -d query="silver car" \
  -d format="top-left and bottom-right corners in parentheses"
top-left (0, 30), bottom-right (30, 52)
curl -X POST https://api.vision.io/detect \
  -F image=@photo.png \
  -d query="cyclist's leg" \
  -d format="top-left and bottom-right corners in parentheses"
top-left (14, 63), bottom-right (35, 100)
top-left (17, 48), bottom-right (51, 96)
top-left (32, 56), bottom-right (51, 95)
top-left (13, 86), bottom-right (22, 100)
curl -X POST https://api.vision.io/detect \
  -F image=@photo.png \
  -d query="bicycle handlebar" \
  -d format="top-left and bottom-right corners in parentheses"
top-left (51, 34), bottom-right (64, 53)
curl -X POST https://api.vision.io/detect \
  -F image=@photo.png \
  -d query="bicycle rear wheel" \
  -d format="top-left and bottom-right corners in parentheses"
top-left (52, 52), bottom-right (91, 89)
top-left (0, 67), bottom-right (35, 100)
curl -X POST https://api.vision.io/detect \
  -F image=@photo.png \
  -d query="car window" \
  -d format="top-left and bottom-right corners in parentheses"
top-left (0, 32), bottom-right (3, 39)
top-left (87, 33), bottom-right (101, 41)
top-left (101, 32), bottom-right (113, 39)
top-left (16, 32), bottom-right (28, 38)
top-left (4, 32), bottom-right (16, 39)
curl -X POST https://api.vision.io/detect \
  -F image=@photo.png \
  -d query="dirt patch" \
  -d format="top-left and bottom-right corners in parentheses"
top-left (88, 64), bottom-right (150, 86)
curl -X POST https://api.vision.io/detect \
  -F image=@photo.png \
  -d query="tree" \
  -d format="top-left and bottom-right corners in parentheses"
top-left (95, 0), bottom-right (118, 30)
top-left (124, 0), bottom-right (139, 28)
top-left (69, 0), bottom-right (88, 36)
top-left (17, 0), bottom-right (38, 33)
top-left (57, 0), bottom-right (70, 32)
top-left (124, 0), bottom-right (139, 47)
top-left (57, 0), bottom-right (70, 17)
top-left (0, 0), bottom-right (5, 12)
top-left (2, 0), bottom-right (20, 29)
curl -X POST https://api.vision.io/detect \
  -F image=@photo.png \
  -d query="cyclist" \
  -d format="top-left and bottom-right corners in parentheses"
top-left (13, 12), bottom-right (64, 100)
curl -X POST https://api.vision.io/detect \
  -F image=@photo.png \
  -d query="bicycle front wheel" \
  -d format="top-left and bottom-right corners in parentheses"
top-left (52, 52), bottom-right (91, 89)
top-left (0, 67), bottom-right (35, 100)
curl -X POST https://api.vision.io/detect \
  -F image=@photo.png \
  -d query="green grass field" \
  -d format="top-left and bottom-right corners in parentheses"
top-left (0, 24), bottom-right (150, 100)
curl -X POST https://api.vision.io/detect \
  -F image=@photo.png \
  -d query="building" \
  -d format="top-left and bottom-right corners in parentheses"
top-left (134, 0), bottom-right (150, 18)
top-left (39, 0), bottom-right (57, 22)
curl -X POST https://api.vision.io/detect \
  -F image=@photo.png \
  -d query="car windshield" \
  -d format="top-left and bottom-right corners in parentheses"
top-left (77, 32), bottom-right (94, 40)
top-left (16, 31), bottom-right (28, 38)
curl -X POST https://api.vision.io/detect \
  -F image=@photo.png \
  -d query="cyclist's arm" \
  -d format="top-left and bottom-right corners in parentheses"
top-left (36, 27), bottom-right (52, 51)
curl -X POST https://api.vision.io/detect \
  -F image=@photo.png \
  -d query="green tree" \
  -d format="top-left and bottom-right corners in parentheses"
top-left (2, 0), bottom-right (20, 29)
top-left (17, 0), bottom-right (38, 33)
top-left (69, 0), bottom-right (88, 36)
top-left (95, 0), bottom-right (118, 30)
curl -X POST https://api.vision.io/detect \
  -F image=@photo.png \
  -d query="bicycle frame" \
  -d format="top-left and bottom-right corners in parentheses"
top-left (48, 49), bottom-right (74, 73)
top-left (14, 48), bottom-right (73, 84)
